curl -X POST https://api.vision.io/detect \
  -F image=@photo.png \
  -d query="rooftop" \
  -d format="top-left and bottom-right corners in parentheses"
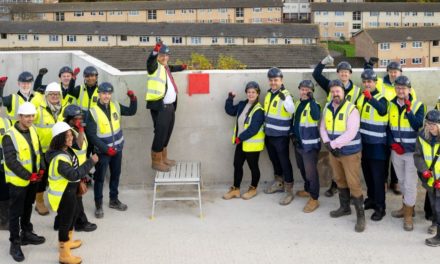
top-left (311, 2), bottom-right (440, 12)
top-left (355, 27), bottom-right (440, 43)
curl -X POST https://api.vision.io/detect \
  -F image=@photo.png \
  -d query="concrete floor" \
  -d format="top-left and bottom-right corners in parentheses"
top-left (0, 186), bottom-right (439, 264)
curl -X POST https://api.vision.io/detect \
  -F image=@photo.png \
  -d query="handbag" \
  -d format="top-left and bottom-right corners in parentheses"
top-left (77, 180), bottom-right (88, 196)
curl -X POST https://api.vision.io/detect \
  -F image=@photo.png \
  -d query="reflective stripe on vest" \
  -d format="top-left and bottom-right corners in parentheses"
top-left (232, 103), bottom-right (265, 152)
top-left (356, 92), bottom-right (388, 144)
top-left (146, 64), bottom-right (167, 101)
top-left (6, 94), bottom-right (26, 122)
top-left (89, 101), bottom-right (124, 150)
top-left (34, 102), bottom-right (66, 153)
top-left (324, 101), bottom-right (362, 155)
top-left (78, 85), bottom-right (99, 112)
top-left (327, 84), bottom-right (361, 104)
top-left (72, 129), bottom-right (88, 165)
top-left (263, 90), bottom-right (293, 137)
top-left (419, 136), bottom-right (440, 187)
top-left (48, 153), bottom-right (78, 211)
top-left (389, 100), bottom-right (423, 153)
top-left (294, 100), bottom-right (320, 151)
top-left (4, 126), bottom-right (41, 187)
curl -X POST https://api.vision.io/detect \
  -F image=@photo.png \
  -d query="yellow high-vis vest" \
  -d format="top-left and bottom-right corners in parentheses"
top-left (89, 101), bottom-right (124, 150)
top-left (78, 84), bottom-right (99, 112)
top-left (418, 136), bottom-right (440, 187)
top-left (232, 103), bottom-right (265, 152)
top-left (34, 101), bottom-right (66, 153)
top-left (72, 129), bottom-right (88, 165)
top-left (48, 153), bottom-right (78, 211)
top-left (146, 63), bottom-right (167, 101)
top-left (6, 94), bottom-right (26, 122)
top-left (327, 84), bottom-right (361, 104)
top-left (356, 92), bottom-right (388, 144)
top-left (263, 89), bottom-right (293, 137)
top-left (376, 77), bottom-right (417, 101)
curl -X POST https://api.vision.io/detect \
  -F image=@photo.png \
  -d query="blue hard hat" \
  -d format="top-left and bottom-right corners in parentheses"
top-left (18, 71), bottom-right (34, 82)
top-left (98, 82), bottom-right (114, 93)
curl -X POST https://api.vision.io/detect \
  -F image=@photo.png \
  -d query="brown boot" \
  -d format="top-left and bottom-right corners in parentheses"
top-left (59, 242), bottom-right (82, 264)
top-left (391, 204), bottom-right (404, 218)
top-left (242, 186), bottom-right (257, 200)
top-left (303, 198), bottom-right (319, 213)
top-left (223, 186), bottom-right (240, 200)
top-left (68, 231), bottom-right (82, 250)
top-left (403, 204), bottom-right (414, 231)
top-left (296, 190), bottom-right (310, 198)
top-left (279, 182), bottom-right (294, 206)
top-left (162, 147), bottom-right (176, 167)
top-left (35, 192), bottom-right (49, 216)
top-left (151, 151), bottom-right (170, 172)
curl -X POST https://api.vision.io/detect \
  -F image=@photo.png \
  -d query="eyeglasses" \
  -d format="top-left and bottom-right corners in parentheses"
top-left (426, 121), bottom-right (438, 126)
top-left (47, 93), bottom-right (60, 97)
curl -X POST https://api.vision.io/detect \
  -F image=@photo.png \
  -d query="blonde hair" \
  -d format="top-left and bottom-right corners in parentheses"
top-left (424, 123), bottom-right (440, 141)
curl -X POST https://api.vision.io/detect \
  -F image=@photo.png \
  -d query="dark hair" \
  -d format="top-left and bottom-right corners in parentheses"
top-left (49, 131), bottom-right (68, 151)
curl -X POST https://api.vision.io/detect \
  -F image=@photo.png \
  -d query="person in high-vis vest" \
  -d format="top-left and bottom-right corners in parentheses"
top-left (2, 71), bottom-right (36, 123)
top-left (320, 80), bottom-right (365, 233)
top-left (313, 55), bottom-right (361, 197)
top-left (364, 60), bottom-right (417, 195)
top-left (86, 82), bottom-right (137, 219)
top-left (146, 42), bottom-right (187, 172)
top-left (291, 80), bottom-right (321, 213)
top-left (0, 103), bottom-right (12, 230)
top-left (53, 105), bottom-right (97, 232)
top-left (223, 81), bottom-right (265, 200)
top-left (357, 69), bottom-right (389, 221)
top-left (263, 67), bottom-right (296, 206)
top-left (46, 122), bottom-right (98, 264)
top-left (389, 75), bottom-right (425, 231)
top-left (2, 102), bottom-right (46, 262)
top-left (33, 82), bottom-right (68, 216)
top-left (32, 66), bottom-right (80, 107)
top-left (414, 110), bottom-right (440, 247)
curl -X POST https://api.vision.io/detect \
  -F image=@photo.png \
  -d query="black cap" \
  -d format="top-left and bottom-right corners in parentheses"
top-left (18, 71), bottom-right (34, 82)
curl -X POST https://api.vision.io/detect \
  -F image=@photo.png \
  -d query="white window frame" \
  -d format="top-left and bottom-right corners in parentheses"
top-left (165, 10), bottom-right (175, 15)
top-left (412, 58), bottom-right (422, 64)
top-left (172, 36), bottom-right (182, 44)
top-left (370, 11), bottom-right (379, 16)
top-left (33, 34), bottom-right (39, 41)
top-left (49, 35), bottom-right (59, 42)
top-left (225, 37), bottom-right (235, 44)
top-left (129, 10), bottom-right (140, 16)
top-left (66, 35), bottom-right (76, 42)
top-left (433, 57), bottom-right (439, 63)
top-left (99, 35), bottom-right (108, 42)
top-left (18, 34), bottom-right (27, 41)
top-left (400, 58), bottom-right (406, 65)
top-left (380, 43), bottom-right (390, 50)
top-left (335, 11), bottom-right (344, 16)
top-left (425, 12), bottom-right (434, 17)
top-left (400, 42), bottom-right (406, 48)
top-left (268, 38), bottom-right (278, 45)
top-left (139, 36), bottom-right (149, 43)
top-left (98, 11), bottom-right (104, 16)
top-left (302, 38), bottom-right (313, 45)
top-left (73, 11), bottom-right (83, 17)
top-left (335, 22), bottom-right (344, 27)
top-left (253, 7), bottom-right (262, 13)
top-left (380, 59), bottom-right (390, 67)
top-left (87, 35), bottom-right (92, 42)
top-left (285, 38), bottom-right (291, 44)
top-left (212, 37), bottom-right (218, 44)
top-left (219, 8), bottom-right (227, 13)
top-left (412, 41), bottom-right (422, 48)
top-left (191, 37), bottom-right (201, 45)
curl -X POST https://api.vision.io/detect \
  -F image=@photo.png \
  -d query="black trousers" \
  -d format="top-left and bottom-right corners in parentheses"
top-left (294, 147), bottom-right (320, 200)
top-left (9, 183), bottom-right (37, 242)
top-left (0, 169), bottom-right (9, 201)
top-left (385, 149), bottom-right (398, 185)
top-left (57, 183), bottom-right (79, 242)
top-left (54, 196), bottom-right (89, 229)
top-left (233, 144), bottom-right (260, 188)
top-left (427, 191), bottom-right (440, 226)
top-left (37, 155), bottom-right (48, 193)
top-left (150, 104), bottom-right (175, 152)
top-left (362, 158), bottom-right (386, 209)
top-left (265, 136), bottom-right (293, 183)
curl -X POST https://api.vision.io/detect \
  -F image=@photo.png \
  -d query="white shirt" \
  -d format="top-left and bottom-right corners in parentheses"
top-left (162, 71), bottom-right (177, 104)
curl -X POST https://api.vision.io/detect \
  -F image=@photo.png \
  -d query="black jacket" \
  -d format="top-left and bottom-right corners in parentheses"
top-left (45, 148), bottom-right (94, 182)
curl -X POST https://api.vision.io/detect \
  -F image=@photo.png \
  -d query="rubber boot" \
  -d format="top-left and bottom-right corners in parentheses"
top-left (0, 200), bottom-right (9, 230)
top-left (151, 151), bottom-right (170, 172)
top-left (10, 240), bottom-right (24, 262)
top-left (223, 186), bottom-right (240, 200)
top-left (403, 204), bottom-right (414, 231)
top-left (426, 226), bottom-right (440, 247)
top-left (353, 196), bottom-right (366, 232)
top-left (241, 186), bottom-right (257, 200)
top-left (162, 147), bottom-right (176, 167)
top-left (330, 188), bottom-right (352, 218)
top-left (279, 182), bottom-right (294, 206)
top-left (68, 231), bottom-right (82, 250)
top-left (35, 192), bottom-right (49, 216)
top-left (264, 175), bottom-right (284, 194)
top-left (59, 242), bottom-right (82, 264)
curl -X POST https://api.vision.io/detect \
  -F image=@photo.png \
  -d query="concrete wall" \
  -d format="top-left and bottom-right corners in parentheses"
top-left (0, 50), bottom-right (439, 188)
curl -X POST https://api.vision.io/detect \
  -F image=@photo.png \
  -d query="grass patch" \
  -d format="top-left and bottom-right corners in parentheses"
top-left (325, 41), bottom-right (356, 57)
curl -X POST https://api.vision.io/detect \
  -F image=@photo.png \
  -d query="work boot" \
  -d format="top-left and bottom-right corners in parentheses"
top-left (303, 198), bottom-right (319, 213)
top-left (392, 203), bottom-right (415, 218)
top-left (162, 147), bottom-right (176, 167)
top-left (0, 200), bottom-right (9, 230)
top-left (10, 240), bottom-right (24, 262)
top-left (95, 201), bottom-right (104, 219)
top-left (67, 231), bottom-right (81, 250)
top-left (403, 204), bottom-right (414, 231)
top-left (428, 223), bottom-right (437, 235)
top-left (109, 199), bottom-right (128, 211)
top-left (151, 151), bottom-right (170, 172)
top-left (59, 241), bottom-right (82, 264)
top-left (324, 181), bottom-right (338, 197)
top-left (426, 226), bottom-right (440, 247)
top-left (390, 182), bottom-right (402, 195)
top-left (279, 182), bottom-right (294, 206)
top-left (35, 192), bottom-right (49, 216)
top-left (352, 196), bottom-right (366, 232)
top-left (363, 198), bottom-right (375, 210)
top-left (75, 222), bottom-right (97, 232)
top-left (296, 190), bottom-right (310, 198)
top-left (371, 207), bottom-right (386, 221)
top-left (223, 186), bottom-right (240, 200)
top-left (241, 186), bottom-right (257, 200)
top-left (20, 231), bottom-right (45, 245)
top-left (264, 175), bottom-right (284, 194)
top-left (330, 188), bottom-right (352, 218)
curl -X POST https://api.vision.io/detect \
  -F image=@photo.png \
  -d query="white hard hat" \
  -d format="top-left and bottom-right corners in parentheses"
top-left (45, 82), bottom-right (61, 93)
top-left (17, 102), bottom-right (37, 115)
top-left (52, 122), bottom-right (71, 139)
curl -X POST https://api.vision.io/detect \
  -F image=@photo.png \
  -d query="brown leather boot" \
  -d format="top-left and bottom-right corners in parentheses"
top-left (151, 151), bottom-right (170, 172)
top-left (35, 192), bottom-right (49, 216)
top-left (303, 198), bottom-right (319, 213)
top-left (242, 186), bottom-right (257, 200)
top-left (223, 186), bottom-right (240, 200)
top-left (68, 231), bottom-right (81, 250)
top-left (59, 242), bottom-right (82, 264)
top-left (403, 204), bottom-right (414, 231)
top-left (162, 147), bottom-right (176, 167)
top-left (296, 190), bottom-right (310, 198)
top-left (391, 204), bottom-right (404, 218)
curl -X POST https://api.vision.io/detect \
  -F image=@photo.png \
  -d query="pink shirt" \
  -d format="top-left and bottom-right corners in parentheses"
top-left (320, 102), bottom-right (361, 149)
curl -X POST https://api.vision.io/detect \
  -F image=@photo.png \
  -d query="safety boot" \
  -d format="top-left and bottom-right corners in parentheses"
top-left (353, 196), bottom-right (366, 232)
top-left (223, 186), bottom-right (240, 200)
top-left (59, 242), bottom-right (82, 264)
top-left (241, 186), bottom-right (257, 200)
top-left (95, 201), bottom-right (103, 219)
top-left (296, 190), bottom-right (310, 198)
top-left (264, 175), bottom-right (284, 194)
top-left (10, 240), bottom-right (24, 262)
top-left (151, 151), bottom-right (170, 172)
top-left (426, 226), bottom-right (440, 247)
top-left (303, 198), bottom-right (319, 213)
top-left (330, 188), bottom-right (352, 218)
top-left (428, 223), bottom-right (437, 235)
top-left (279, 182), bottom-right (294, 206)
top-left (162, 147), bottom-right (176, 167)
top-left (20, 231), bottom-right (45, 245)
top-left (403, 204), bottom-right (414, 231)
top-left (68, 231), bottom-right (81, 250)
top-left (35, 192), bottom-right (49, 216)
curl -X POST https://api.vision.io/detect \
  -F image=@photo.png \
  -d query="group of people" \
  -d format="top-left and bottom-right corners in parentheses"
top-left (224, 54), bottom-right (440, 246)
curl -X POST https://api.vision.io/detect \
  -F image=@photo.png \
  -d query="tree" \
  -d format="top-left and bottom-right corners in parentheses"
top-left (216, 54), bottom-right (246, 69)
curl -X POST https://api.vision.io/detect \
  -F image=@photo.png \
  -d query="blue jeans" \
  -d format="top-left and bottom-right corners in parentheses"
top-left (294, 147), bottom-right (320, 199)
top-left (94, 150), bottom-right (123, 203)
